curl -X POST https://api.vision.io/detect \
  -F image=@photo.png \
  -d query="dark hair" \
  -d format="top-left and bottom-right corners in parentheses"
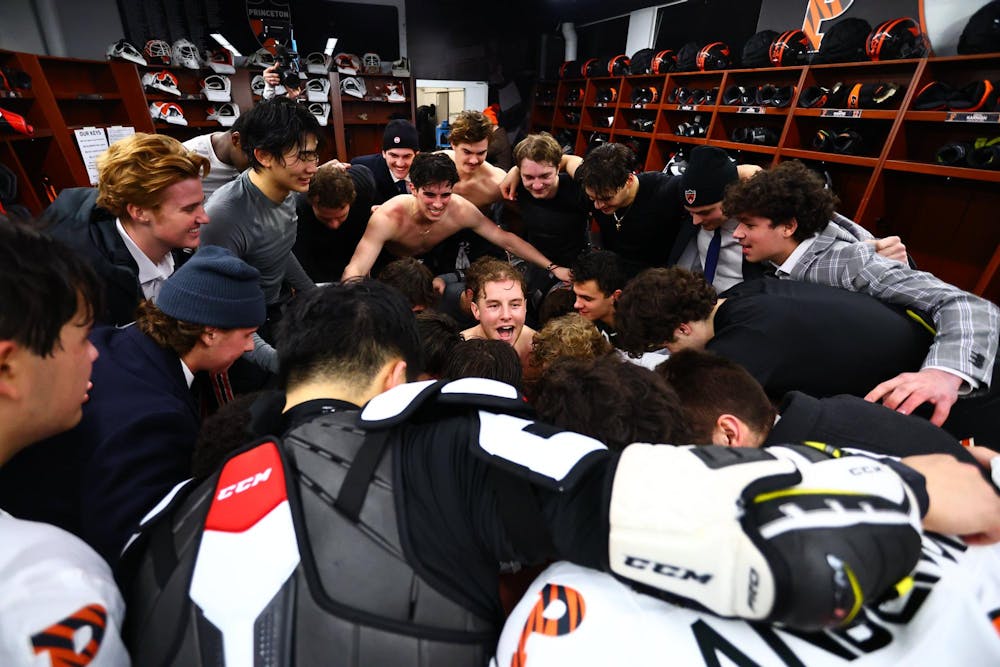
top-left (308, 164), bottom-right (356, 208)
top-left (0, 223), bottom-right (102, 357)
top-left (408, 152), bottom-right (459, 189)
top-left (575, 143), bottom-right (636, 199)
top-left (443, 338), bottom-right (523, 389)
top-left (378, 257), bottom-right (438, 311)
top-left (533, 355), bottom-right (690, 452)
top-left (276, 280), bottom-right (423, 389)
top-left (415, 309), bottom-right (463, 378)
top-left (722, 160), bottom-right (838, 241)
top-left (447, 110), bottom-right (494, 146)
top-left (135, 300), bottom-right (203, 356)
top-left (657, 349), bottom-right (776, 444)
top-left (240, 97), bottom-right (323, 171)
top-left (570, 250), bottom-right (627, 296)
top-left (615, 267), bottom-right (716, 355)
top-left (537, 287), bottom-right (577, 327)
top-left (191, 391), bottom-right (266, 480)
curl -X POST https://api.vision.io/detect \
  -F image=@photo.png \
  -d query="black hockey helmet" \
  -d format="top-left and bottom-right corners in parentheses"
top-left (630, 48), bottom-right (656, 74)
top-left (652, 49), bottom-right (678, 74)
top-left (769, 29), bottom-right (811, 66)
top-left (866, 17), bottom-right (928, 61)
top-left (958, 1), bottom-right (1000, 54)
top-left (696, 42), bottom-right (731, 71)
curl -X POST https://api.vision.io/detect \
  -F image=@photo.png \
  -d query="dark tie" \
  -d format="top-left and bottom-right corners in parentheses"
top-left (703, 227), bottom-right (723, 284)
top-left (396, 179), bottom-right (408, 194)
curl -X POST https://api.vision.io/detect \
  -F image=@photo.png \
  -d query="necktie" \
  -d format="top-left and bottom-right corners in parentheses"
top-left (703, 227), bottom-right (722, 285)
top-left (396, 179), bottom-right (408, 194)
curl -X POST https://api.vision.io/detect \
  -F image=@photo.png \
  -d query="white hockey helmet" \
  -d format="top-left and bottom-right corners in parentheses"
top-left (391, 57), bottom-right (410, 77)
top-left (205, 47), bottom-right (236, 74)
top-left (308, 102), bottom-right (331, 126)
top-left (142, 70), bottom-right (181, 96)
top-left (306, 77), bottom-right (331, 102)
top-left (334, 53), bottom-right (361, 75)
top-left (386, 81), bottom-right (406, 103)
top-left (149, 101), bottom-right (187, 126)
top-left (207, 103), bottom-right (241, 127)
top-left (172, 39), bottom-right (203, 69)
top-left (200, 75), bottom-right (232, 102)
top-left (340, 76), bottom-right (366, 99)
top-left (304, 52), bottom-right (331, 74)
top-left (246, 47), bottom-right (276, 69)
top-left (250, 74), bottom-right (267, 97)
top-left (106, 39), bottom-right (146, 66)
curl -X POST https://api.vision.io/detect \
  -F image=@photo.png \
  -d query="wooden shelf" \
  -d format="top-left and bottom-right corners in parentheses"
top-left (882, 159), bottom-right (1000, 183)
top-left (780, 148), bottom-right (878, 167)
top-left (529, 53), bottom-right (1000, 297)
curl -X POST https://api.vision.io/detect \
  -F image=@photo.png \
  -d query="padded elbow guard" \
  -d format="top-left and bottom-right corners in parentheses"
top-left (608, 444), bottom-right (922, 631)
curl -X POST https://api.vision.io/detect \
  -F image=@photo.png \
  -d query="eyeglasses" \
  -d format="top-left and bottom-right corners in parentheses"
top-left (294, 149), bottom-right (321, 163)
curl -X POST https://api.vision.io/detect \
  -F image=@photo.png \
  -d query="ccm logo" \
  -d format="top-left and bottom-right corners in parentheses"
top-left (217, 468), bottom-right (272, 500)
top-left (623, 556), bottom-right (713, 584)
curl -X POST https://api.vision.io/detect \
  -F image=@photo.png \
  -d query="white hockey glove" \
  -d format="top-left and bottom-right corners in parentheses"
top-left (608, 444), bottom-right (922, 631)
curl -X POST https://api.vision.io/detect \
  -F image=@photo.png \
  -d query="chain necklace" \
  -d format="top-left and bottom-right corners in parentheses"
top-left (612, 206), bottom-right (631, 232)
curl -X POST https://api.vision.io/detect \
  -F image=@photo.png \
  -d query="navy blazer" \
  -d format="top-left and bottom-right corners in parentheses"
top-left (0, 325), bottom-right (200, 567)
top-left (351, 152), bottom-right (402, 205)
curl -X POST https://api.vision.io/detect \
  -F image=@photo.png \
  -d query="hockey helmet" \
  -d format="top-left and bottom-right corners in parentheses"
top-left (697, 42), bottom-right (731, 70)
top-left (207, 103), bottom-right (240, 127)
top-left (304, 52), bottom-right (331, 74)
top-left (205, 48), bottom-right (236, 74)
top-left (340, 76), bottom-right (366, 98)
top-left (172, 39), bottom-right (203, 69)
top-left (200, 75), bottom-right (232, 102)
top-left (866, 17), bottom-right (928, 61)
top-left (107, 39), bottom-right (146, 66)
top-left (144, 39), bottom-right (172, 66)
top-left (652, 49), bottom-right (678, 74)
top-left (149, 101), bottom-right (187, 126)
top-left (362, 52), bottom-right (382, 74)
top-left (142, 70), bottom-right (181, 96)
top-left (769, 29), bottom-right (811, 66)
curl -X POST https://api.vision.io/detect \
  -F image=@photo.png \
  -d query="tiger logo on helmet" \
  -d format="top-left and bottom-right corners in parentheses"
top-left (866, 17), bottom-right (928, 61)
top-left (769, 29), bottom-right (811, 66)
top-left (696, 42), bottom-right (731, 71)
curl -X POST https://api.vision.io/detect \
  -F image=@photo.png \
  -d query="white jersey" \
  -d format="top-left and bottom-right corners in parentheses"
top-left (495, 535), bottom-right (1000, 667)
top-left (182, 133), bottom-right (241, 201)
top-left (0, 511), bottom-right (130, 667)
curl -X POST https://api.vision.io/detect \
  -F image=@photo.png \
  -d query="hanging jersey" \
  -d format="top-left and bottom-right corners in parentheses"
top-left (495, 536), bottom-right (1000, 667)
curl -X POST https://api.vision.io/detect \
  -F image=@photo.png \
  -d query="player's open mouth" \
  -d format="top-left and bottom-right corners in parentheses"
top-left (496, 325), bottom-right (515, 340)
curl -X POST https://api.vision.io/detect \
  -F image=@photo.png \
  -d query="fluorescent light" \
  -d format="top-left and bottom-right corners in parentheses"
top-left (210, 33), bottom-right (243, 57)
top-left (324, 37), bottom-right (338, 56)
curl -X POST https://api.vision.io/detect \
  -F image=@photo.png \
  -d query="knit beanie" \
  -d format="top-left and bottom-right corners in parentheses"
top-left (157, 245), bottom-right (266, 328)
top-left (680, 146), bottom-right (738, 207)
top-left (382, 119), bottom-right (419, 151)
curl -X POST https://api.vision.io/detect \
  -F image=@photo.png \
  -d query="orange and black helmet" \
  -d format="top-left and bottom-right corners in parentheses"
top-left (608, 55), bottom-right (631, 76)
top-left (769, 29), bottom-right (811, 66)
top-left (696, 42), bottom-right (731, 71)
top-left (866, 17), bottom-right (928, 61)
top-left (652, 49), bottom-right (677, 74)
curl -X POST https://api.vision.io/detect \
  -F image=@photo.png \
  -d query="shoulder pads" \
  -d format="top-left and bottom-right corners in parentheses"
top-left (359, 378), bottom-right (532, 428)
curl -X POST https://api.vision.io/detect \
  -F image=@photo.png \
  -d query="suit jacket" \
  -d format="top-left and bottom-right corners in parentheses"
top-left (767, 391), bottom-right (978, 466)
top-left (780, 220), bottom-right (1000, 391)
top-left (43, 187), bottom-right (190, 326)
top-left (351, 152), bottom-right (402, 205)
top-left (0, 325), bottom-right (200, 567)
top-left (668, 212), bottom-right (873, 286)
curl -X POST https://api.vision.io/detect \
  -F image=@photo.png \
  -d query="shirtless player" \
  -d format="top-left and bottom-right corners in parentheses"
top-left (341, 153), bottom-right (572, 283)
top-left (460, 257), bottom-right (536, 367)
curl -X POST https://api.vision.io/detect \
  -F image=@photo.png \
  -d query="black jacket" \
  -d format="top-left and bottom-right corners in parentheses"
top-left (43, 187), bottom-right (189, 325)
